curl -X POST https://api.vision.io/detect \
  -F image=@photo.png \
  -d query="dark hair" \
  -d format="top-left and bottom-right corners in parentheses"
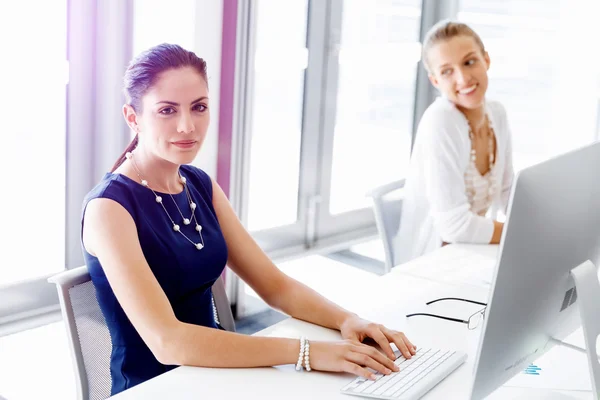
top-left (111, 43), bottom-right (208, 172)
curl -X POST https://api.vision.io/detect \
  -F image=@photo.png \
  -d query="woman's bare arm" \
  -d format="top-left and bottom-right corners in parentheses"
top-left (83, 198), bottom-right (300, 367)
top-left (210, 181), bottom-right (356, 331)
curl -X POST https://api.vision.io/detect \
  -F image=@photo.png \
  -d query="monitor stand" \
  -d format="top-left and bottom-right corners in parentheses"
top-left (569, 260), bottom-right (600, 396)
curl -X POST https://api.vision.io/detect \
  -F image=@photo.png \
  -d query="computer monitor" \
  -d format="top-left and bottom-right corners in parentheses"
top-left (469, 141), bottom-right (600, 400)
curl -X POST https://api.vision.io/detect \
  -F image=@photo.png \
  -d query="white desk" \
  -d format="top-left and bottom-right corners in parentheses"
top-left (110, 245), bottom-right (591, 399)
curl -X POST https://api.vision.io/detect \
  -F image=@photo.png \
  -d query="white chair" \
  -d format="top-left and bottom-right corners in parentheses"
top-left (48, 266), bottom-right (235, 400)
top-left (367, 179), bottom-right (405, 273)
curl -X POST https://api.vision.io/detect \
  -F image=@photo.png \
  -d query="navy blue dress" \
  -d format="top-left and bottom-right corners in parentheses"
top-left (81, 165), bottom-right (228, 396)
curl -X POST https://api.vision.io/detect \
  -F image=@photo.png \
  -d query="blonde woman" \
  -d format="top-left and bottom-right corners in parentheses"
top-left (394, 20), bottom-right (514, 264)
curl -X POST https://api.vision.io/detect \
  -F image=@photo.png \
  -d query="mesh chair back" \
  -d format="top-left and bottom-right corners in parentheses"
top-left (49, 267), bottom-right (111, 400)
top-left (49, 267), bottom-right (235, 400)
top-left (69, 280), bottom-right (112, 400)
top-left (212, 276), bottom-right (236, 332)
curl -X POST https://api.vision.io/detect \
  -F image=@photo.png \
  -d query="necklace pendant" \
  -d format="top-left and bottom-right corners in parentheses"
top-left (183, 218), bottom-right (191, 225)
top-left (196, 224), bottom-right (202, 232)
top-left (173, 224), bottom-right (180, 232)
top-left (155, 196), bottom-right (163, 203)
top-left (196, 243), bottom-right (204, 250)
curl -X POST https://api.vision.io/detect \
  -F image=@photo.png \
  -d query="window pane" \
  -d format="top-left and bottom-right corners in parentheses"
top-left (329, 0), bottom-right (422, 215)
top-left (247, 0), bottom-right (308, 231)
top-left (133, 0), bottom-right (196, 55)
top-left (0, 1), bottom-right (67, 284)
top-left (458, 0), bottom-right (600, 171)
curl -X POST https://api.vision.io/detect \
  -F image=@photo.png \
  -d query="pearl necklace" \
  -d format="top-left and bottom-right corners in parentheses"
top-left (466, 114), bottom-right (497, 207)
top-left (125, 151), bottom-right (205, 250)
top-left (467, 114), bottom-right (495, 169)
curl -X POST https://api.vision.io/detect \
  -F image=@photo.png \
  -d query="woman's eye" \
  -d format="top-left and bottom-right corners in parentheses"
top-left (193, 104), bottom-right (208, 112)
top-left (159, 107), bottom-right (175, 115)
top-left (465, 59), bottom-right (476, 66)
top-left (441, 68), bottom-right (452, 76)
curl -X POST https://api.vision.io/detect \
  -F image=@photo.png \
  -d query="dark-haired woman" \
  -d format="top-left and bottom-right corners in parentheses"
top-left (81, 44), bottom-right (416, 395)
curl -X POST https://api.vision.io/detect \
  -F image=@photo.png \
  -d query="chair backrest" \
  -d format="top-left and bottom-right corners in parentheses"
top-left (48, 267), bottom-right (111, 400)
top-left (48, 266), bottom-right (235, 400)
top-left (211, 275), bottom-right (236, 332)
top-left (367, 179), bottom-right (405, 273)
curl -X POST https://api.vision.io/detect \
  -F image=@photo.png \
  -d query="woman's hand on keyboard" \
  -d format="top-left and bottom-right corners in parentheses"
top-left (309, 340), bottom-right (400, 381)
top-left (339, 316), bottom-right (417, 361)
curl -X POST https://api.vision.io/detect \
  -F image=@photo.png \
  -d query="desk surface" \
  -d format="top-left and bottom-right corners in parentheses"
top-left (110, 244), bottom-right (591, 400)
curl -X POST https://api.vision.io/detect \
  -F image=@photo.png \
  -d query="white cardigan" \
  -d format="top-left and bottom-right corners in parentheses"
top-left (393, 96), bottom-right (514, 265)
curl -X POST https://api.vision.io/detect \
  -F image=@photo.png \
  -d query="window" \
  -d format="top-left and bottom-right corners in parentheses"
top-left (0, 1), bottom-right (68, 285)
top-left (246, 0), bottom-right (309, 231)
top-left (238, 0), bottom-right (423, 253)
top-left (329, 0), bottom-right (422, 214)
top-left (133, 0), bottom-right (196, 55)
top-left (459, 0), bottom-right (600, 171)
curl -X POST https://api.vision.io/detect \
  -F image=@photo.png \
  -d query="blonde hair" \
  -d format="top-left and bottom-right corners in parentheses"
top-left (421, 20), bottom-right (486, 73)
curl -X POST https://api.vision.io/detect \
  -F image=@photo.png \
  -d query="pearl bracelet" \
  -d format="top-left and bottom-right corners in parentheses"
top-left (295, 337), bottom-right (305, 371)
top-left (295, 336), bottom-right (311, 371)
top-left (304, 338), bottom-right (311, 371)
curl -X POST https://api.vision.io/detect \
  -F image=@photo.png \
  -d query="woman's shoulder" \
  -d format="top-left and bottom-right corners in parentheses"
top-left (180, 165), bottom-right (214, 197)
top-left (422, 96), bottom-right (464, 124)
top-left (417, 96), bottom-right (467, 146)
top-left (486, 99), bottom-right (508, 119)
top-left (485, 99), bottom-right (510, 137)
top-left (82, 173), bottom-right (139, 218)
top-left (85, 173), bottom-right (134, 202)
top-left (181, 164), bottom-right (211, 180)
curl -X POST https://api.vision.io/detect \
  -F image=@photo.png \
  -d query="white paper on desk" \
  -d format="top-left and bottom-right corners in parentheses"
top-left (397, 246), bottom-right (496, 288)
top-left (503, 343), bottom-right (591, 392)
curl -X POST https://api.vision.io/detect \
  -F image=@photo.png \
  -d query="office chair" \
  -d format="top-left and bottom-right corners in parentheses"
top-left (48, 266), bottom-right (235, 400)
top-left (366, 179), bottom-right (405, 273)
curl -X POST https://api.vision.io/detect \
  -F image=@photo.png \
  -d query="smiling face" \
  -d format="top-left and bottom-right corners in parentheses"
top-left (426, 35), bottom-right (490, 111)
top-left (123, 66), bottom-right (210, 165)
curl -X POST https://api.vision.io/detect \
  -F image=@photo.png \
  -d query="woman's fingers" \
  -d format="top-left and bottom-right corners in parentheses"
top-left (353, 342), bottom-right (399, 372)
top-left (346, 351), bottom-right (394, 377)
top-left (383, 328), bottom-right (416, 358)
top-left (366, 325), bottom-right (397, 360)
top-left (342, 361), bottom-right (379, 381)
top-left (399, 331), bottom-right (416, 352)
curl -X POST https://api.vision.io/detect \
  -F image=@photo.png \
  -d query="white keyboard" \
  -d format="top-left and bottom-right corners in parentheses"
top-left (341, 348), bottom-right (467, 400)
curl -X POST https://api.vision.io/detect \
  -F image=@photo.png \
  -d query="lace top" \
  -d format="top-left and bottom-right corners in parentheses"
top-left (464, 116), bottom-right (497, 216)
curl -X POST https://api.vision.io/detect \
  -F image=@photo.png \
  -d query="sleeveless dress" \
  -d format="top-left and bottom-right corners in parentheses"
top-left (81, 165), bottom-right (228, 396)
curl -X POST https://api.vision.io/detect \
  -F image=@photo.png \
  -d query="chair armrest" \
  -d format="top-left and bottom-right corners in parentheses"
top-left (48, 266), bottom-right (90, 288)
top-left (366, 179), bottom-right (406, 199)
